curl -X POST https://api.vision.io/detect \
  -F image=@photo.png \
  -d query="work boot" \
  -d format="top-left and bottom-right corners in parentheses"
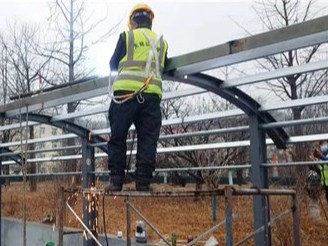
top-left (136, 182), bottom-right (152, 192)
top-left (104, 183), bottom-right (123, 192)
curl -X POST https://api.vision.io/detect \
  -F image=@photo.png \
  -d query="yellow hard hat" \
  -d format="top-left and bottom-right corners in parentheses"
top-left (128, 3), bottom-right (154, 30)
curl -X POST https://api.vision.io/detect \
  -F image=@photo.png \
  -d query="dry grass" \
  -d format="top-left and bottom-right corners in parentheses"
top-left (1, 181), bottom-right (328, 245)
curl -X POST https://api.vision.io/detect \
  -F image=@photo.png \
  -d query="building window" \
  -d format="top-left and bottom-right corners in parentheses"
top-left (51, 128), bottom-right (57, 135)
top-left (39, 143), bottom-right (45, 149)
top-left (39, 127), bottom-right (45, 136)
top-left (52, 142), bottom-right (58, 148)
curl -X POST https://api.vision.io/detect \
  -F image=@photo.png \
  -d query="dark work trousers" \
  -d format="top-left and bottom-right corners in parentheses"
top-left (108, 91), bottom-right (161, 185)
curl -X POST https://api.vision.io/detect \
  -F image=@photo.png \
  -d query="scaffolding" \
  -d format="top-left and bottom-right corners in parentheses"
top-left (61, 186), bottom-right (300, 246)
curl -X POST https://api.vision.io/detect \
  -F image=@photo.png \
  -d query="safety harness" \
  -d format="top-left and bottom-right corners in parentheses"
top-left (112, 29), bottom-right (164, 104)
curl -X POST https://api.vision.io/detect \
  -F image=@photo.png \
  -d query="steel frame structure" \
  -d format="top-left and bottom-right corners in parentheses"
top-left (0, 15), bottom-right (328, 246)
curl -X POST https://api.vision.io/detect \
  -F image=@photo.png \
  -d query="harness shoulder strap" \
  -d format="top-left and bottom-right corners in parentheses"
top-left (138, 29), bottom-right (164, 78)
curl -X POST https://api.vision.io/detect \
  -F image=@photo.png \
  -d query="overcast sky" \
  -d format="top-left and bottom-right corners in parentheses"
top-left (0, 0), bottom-right (262, 76)
top-left (0, 0), bottom-right (327, 77)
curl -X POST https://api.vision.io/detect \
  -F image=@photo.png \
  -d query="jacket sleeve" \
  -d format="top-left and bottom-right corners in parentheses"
top-left (109, 32), bottom-right (126, 72)
top-left (313, 148), bottom-right (328, 160)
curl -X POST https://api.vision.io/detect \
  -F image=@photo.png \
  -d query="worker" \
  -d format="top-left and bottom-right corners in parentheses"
top-left (106, 3), bottom-right (168, 192)
top-left (313, 140), bottom-right (328, 204)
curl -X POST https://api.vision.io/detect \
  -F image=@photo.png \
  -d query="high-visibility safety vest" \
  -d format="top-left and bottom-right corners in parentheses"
top-left (319, 164), bottom-right (328, 186)
top-left (113, 28), bottom-right (168, 97)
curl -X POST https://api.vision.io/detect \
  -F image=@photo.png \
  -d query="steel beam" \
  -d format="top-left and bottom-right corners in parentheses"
top-left (261, 116), bottom-right (328, 129)
top-left (0, 133), bottom-right (76, 148)
top-left (81, 187), bottom-right (296, 197)
top-left (4, 113), bottom-right (328, 149)
top-left (52, 87), bottom-right (206, 121)
top-left (164, 15), bottom-right (328, 76)
top-left (0, 121), bottom-right (38, 131)
top-left (2, 133), bottom-right (328, 165)
top-left (167, 73), bottom-right (288, 148)
top-left (0, 147), bottom-right (24, 165)
top-left (0, 77), bottom-right (108, 117)
top-left (259, 94), bottom-right (328, 112)
top-left (0, 145), bottom-right (81, 157)
top-left (50, 58), bottom-right (328, 122)
top-left (17, 114), bottom-right (107, 153)
top-left (81, 138), bottom-right (97, 246)
top-left (1, 16), bottom-right (327, 119)
top-left (0, 126), bottom-right (250, 157)
top-left (221, 59), bottom-right (328, 88)
top-left (92, 109), bottom-right (244, 135)
top-left (249, 114), bottom-right (271, 246)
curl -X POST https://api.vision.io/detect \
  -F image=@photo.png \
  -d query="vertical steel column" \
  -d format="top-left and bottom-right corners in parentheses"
top-left (249, 114), bottom-right (271, 246)
top-left (225, 186), bottom-right (233, 246)
top-left (126, 198), bottom-right (131, 246)
top-left (292, 194), bottom-right (301, 246)
top-left (82, 138), bottom-right (97, 246)
top-left (212, 196), bottom-right (217, 222)
top-left (58, 187), bottom-right (65, 246)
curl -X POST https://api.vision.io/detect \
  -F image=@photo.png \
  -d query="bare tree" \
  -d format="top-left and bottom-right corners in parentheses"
top-left (0, 22), bottom-right (52, 191)
top-left (253, 0), bottom-right (328, 152)
top-left (158, 82), bottom-right (249, 188)
top-left (45, 0), bottom-right (118, 181)
top-left (0, 34), bottom-right (19, 185)
top-left (251, 0), bottom-right (328, 196)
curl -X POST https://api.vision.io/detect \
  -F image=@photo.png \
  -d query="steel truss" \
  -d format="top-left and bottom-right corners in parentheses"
top-left (0, 14), bottom-right (327, 246)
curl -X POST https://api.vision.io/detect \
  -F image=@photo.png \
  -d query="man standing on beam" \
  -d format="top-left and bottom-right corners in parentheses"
top-left (106, 3), bottom-right (168, 192)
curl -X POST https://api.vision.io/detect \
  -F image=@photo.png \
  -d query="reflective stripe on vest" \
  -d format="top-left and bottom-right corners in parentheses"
top-left (116, 74), bottom-right (162, 88)
top-left (118, 61), bottom-right (164, 72)
top-left (113, 28), bottom-right (167, 96)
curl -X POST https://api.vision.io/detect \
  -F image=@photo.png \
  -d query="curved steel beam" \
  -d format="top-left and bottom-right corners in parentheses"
top-left (0, 147), bottom-right (24, 165)
top-left (16, 114), bottom-right (108, 153)
top-left (164, 73), bottom-right (288, 149)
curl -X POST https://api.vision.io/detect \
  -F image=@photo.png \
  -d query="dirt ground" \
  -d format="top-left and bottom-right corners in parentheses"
top-left (1, 181), bottom-right (328, 245)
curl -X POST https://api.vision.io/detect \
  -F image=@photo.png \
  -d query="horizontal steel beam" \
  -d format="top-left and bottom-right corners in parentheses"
top-left (0, 77), bottom-right (108, 117)
top-left (2, 133), bottom-right (328, 165)
top-left (38, 58), bottom-right (328, 122)
top-left (0, 121), bottom-right (38, 131)
top-left (2, 108), bottom-right (328, 153)
top-left (259, 94), bottom-right (328, 111)
top-left (262, 160), bottom-right (328, 167)
top-left (222, 59), bottom-right (328, 88)
top-left (164, 15), bottom-right (328, 76)
top-left (51, 86), bottom-right (206, 121)
top-left (81, 187), bottom-right (296, 197)
top-left (261, 116), bottom-right (328, 129)
top-left (0, 133), bottom-right (76, 148)
top-left (0, 145), bottom-right (81, 157)
top-left (0, 111), bottom-right (246, 148)
top-left (91, 109), bottom-right (244, 135)
top-left (1, 16), bottom-right (327, 119)
top-left (167, 73), bottom-right (289, 148)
